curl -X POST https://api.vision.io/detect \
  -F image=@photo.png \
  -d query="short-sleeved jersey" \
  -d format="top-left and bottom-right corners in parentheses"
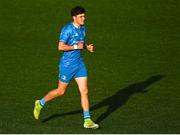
top-left (59, 23), bottom-right (86, 67)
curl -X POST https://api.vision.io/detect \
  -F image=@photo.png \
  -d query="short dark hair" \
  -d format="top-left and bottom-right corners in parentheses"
top-left (71, 6), bottom-right (86, 16)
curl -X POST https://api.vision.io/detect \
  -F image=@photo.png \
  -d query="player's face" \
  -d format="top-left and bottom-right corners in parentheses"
top-left (73, 13), bottom-right (85, 26)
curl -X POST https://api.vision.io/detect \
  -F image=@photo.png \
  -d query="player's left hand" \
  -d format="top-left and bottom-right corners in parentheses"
top-left (86, 44), bottom-right (94, 53)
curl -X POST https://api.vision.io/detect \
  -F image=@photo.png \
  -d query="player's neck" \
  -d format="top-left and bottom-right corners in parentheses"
top-left (72, 22), bottom-right (81, 28)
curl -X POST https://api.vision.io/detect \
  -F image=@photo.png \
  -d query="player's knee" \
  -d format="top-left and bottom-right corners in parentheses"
top-left (56, 89), bottom-right (66, 96)
top-left (80, 88), bottom-right (88, 95)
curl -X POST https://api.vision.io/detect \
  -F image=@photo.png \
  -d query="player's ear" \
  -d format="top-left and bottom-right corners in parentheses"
top-left (72, 16), bottom-right (76, 21)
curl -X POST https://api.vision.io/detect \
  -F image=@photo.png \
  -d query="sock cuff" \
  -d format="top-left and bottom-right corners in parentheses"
top-left (83, 111), bottom-right (91, 119)
top-left (40, 98), bottom-right (46, 106)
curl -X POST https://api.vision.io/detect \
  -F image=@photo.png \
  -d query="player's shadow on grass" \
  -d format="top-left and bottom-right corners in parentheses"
top-left (42, 74), bottom-right (164, 123)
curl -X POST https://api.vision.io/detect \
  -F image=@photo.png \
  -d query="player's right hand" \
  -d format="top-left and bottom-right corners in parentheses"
top-left (77, 42), bottom-right (84, 49)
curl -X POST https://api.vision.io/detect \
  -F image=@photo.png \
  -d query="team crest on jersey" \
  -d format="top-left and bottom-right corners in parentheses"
top-left (75, 33), bottom-right (78, 36)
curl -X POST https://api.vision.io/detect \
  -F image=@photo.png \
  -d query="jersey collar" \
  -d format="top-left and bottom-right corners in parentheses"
top-left (72, 22), bottom-right (81, 29)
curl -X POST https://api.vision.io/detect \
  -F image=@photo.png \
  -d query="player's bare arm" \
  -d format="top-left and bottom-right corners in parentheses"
top-left (58, 41), bottom-right (84, 51)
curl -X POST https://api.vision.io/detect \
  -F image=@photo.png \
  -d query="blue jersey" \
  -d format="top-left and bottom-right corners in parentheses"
top-left (59, 23), bottom-right (86, 67)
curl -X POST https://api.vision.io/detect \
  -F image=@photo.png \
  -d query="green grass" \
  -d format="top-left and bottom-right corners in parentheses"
top-left (0, 0), bottom-right (180, 133)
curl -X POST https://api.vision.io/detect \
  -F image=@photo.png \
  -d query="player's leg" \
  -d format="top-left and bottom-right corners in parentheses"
top-left (75, 77), bottom-right (99, 129)
top-left (33, 81), bottom-right (69, 120)
top-left (75, 77), bottom-right (89, 112)
top-left (43, 81), bottom-right (68, 102)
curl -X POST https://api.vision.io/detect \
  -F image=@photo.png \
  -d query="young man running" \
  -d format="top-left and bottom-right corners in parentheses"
top-left (33, 6), bottom-right (99, 129)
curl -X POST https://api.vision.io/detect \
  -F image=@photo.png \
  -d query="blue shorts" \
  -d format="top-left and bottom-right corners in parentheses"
top-left (59, 63), bottom-right (88, 83)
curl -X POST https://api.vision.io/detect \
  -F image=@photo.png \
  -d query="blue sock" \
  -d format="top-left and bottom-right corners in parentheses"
top-left (40, 98), bottom-right (46, 106)
top-left (83, 111), bottom-right (91, 119)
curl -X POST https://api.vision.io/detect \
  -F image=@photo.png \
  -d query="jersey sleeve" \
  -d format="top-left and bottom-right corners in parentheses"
top-left (59, 26), bottom-right (71, 43)
top-left (81, 25), bottom-right (86, 43)
top-left (83, 26), bottom-right (86, 42)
